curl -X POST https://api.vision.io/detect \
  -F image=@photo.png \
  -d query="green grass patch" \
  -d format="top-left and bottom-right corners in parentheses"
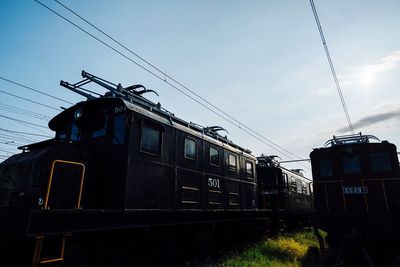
top-left (212, 230), bottom-right (323, 267)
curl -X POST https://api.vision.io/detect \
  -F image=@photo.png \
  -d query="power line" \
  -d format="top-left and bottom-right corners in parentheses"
top-left (0, 89), bottom-right (61, 111)
top-left (0, 141), bottom-right (24, 147)
top-left (309, 0), bottom-right (354, 134)
top-left (0, 127), bottom-right (52, 138)
top-left (0, 134), bottom-right (37, 143)
top-left (0, 102), bottom-right (51, 121)
top-left (0, 76), bottom-right (74, 105)
top-left (0, 148), bottom-right (15, 154)
top-left (0, 102), bottom-right (52, 119)
top-left (0, 114), bottom-right (49, 130)
top-left (36, 0), bottom-right (308, 166)
top-left (53, 0), bottom-right (305, 162)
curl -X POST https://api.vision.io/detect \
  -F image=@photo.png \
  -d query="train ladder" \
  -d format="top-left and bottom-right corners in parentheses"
top-left (31, 234), bottom-right (71, 267)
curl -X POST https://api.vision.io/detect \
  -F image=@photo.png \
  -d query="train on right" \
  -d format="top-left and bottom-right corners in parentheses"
top-left (310, 133), bottom-right (400, 248)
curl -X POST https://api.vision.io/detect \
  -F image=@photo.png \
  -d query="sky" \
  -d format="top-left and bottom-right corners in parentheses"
top-left (0, 0), bottom-right (400, 176)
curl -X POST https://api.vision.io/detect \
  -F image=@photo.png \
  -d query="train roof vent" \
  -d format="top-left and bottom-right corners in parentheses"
top-left (290, 169), bottom-right (304, 176)
top-left (204, 126), bottom-right (252, 154)
top-left (257, 155), bottom-right (281, 167)
top-left (324, 132), bottom-right (380, 147)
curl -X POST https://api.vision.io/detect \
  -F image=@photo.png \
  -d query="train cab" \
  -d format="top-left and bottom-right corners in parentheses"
top-left (310, 133), bottom-right (400, 242)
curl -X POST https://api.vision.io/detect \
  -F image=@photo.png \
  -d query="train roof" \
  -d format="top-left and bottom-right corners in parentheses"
top-left (49, 71), bottom-right (254, 158)
top-left (310, 133), bottom-right (397, 156)
top-left (256, 155), bottom-right (312, 181)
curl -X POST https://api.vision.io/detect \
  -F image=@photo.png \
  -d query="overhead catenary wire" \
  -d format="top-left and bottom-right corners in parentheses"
top-left (0, 89), bottom-right (61, 111)
top-left (0, 115), bottom-right (51, 136)
top-left (0, 141), bottom-right (24, 147)
top-left (0, 76), bottom-right (74, 105)
top-left (0, 102), bottom-right (51, 119)
top-left (53, 0), bottom-right (305, 164)
top-left (309, 0), bottom-right (354, 134)
top-left (0, 134), bottom-right (38, 143)
top-left (0, 148), bottom-right (15, 154)
top-left (35, 0), bottom-right (308, 168)
top-left (0, 102), bottom-right (51, 121)
top-left (0, 128), bottom-right (52, 138)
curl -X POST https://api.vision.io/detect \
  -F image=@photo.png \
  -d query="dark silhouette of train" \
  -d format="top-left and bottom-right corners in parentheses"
top-left (0, 71), bottom-right (313, 266)
top-left (310, 133), bottom-right (400, 247)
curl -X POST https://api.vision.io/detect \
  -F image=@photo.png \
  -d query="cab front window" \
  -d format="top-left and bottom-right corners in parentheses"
top-left (113, 113), bottom-right (126, 145)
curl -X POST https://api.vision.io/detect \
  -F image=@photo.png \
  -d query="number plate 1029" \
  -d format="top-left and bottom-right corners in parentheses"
top-left (343, 186), bottom-right (368, 194)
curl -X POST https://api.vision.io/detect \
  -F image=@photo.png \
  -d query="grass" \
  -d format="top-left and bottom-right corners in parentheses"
top-left (211, 230), bottom-right (325, 267)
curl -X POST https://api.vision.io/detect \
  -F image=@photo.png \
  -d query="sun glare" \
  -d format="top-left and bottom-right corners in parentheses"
top-left (359, 72), bottom-right (374, 86)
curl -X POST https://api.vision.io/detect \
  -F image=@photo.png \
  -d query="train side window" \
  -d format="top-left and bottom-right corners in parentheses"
top-left (342, 155), bottom-right (361, 174)
top-left (228, 154), bottom-right (237, 171)
top-left (301, 181), bottom-right (307, 194)
top-left (370, 152), bottom-right (391, 172)
top-left (140, 124), bottom-right (162, 155)
top-left (290, 177), bottom-right (297, 192)
top-left (283, 173), bottom-right (289, 188)
top-left (56, 130), bottom-right (68, 140)
top-left (296, 179), bottom-right (302, 193)
top-left (319, 159), bottom-right (333, 177)
top-left (246, 161), bottom-right (254, 179)
top-left (210, 147), bottom-right (220, 166)
top-left (184, 137), bottom-right (197, 160)
top-left (113, 114), bottom-right (126, 145)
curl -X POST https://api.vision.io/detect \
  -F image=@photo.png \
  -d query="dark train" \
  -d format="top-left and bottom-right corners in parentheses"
top-left (257, 155), bottom-right (313, 228)
top-left (0, 71), bottom-right (313, 266)
top-left (310, 133), bottom-right (400, 247)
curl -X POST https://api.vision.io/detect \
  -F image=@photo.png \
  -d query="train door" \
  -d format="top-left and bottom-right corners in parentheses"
top-left (108, 111), bottom-right (129, 208)
top-left (45, 160), bottom-right (85, 209)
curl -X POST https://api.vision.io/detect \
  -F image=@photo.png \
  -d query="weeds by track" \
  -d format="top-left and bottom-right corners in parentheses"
top-left (207, 230), bottom-right (325, 267)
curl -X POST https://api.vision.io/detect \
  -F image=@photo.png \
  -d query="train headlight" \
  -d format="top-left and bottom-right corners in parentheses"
top-left (74, 108), bottom-right (83, 121)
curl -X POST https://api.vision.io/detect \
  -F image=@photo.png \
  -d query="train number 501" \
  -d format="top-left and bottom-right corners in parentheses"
top-left (208, 178), bottom-right (220, 189)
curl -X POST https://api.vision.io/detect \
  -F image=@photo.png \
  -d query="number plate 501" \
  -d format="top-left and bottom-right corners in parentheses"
top-left (208, 178), bottom-right (220, 189)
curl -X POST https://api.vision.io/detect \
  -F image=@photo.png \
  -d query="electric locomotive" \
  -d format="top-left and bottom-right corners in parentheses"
top-left (310, 133), bottom-right (400, 246)
top-left (257, 155), bottom-right (313, 229)
top-left (0, 71), bottom-right (274, 266)
top-left (0, 71), bottom-right (314, 266)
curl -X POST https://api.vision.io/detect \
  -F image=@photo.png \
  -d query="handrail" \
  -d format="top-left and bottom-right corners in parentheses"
top-left (31, 234), bottom-right (70, 267)
top-left (44, 159), bottom-right (86, 209)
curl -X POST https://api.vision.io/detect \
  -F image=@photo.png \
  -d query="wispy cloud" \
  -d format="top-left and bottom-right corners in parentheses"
top-left (337, 108), bottom-right (400, 133)
top-left (339, 50), bottom-right (400, 86)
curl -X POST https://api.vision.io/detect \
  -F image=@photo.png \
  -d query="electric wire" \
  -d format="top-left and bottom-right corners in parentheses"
top-left (0, 115), bottom-right (48, 129)
top-left (0, 89), bottom-right (61, 111)
top-left (0, 134), bottom-right (37, 143)
top-left (0, 114), bottom-right (51, 136)
top-left (36, 0), bottom-right (308, 167)
top-left (0, 103), bottom-right (51, 121)
top-left (0, 148), bottom-right (15, 154)
top-left (54, 0), bottom-right (305, 163)
top-left (0, 128), bottom-right (52, 138)
top-left (309, 0), bottom-right (354, 134)
top-left (0, 141), bottom-right (24, 147)
top-left (0, 76), bottom-right (73, 105)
